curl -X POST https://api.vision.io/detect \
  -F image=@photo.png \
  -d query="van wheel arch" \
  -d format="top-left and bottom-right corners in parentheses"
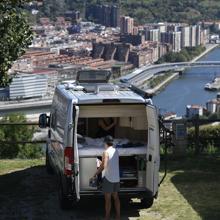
top-left (46, 147), bottom-right (54, 174)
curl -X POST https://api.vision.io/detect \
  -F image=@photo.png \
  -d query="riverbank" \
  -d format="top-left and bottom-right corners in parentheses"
top-left (191, 44), bottom-right (219, 62)
top-left (145, 72), bottom-right (179, 95)
top-left (147, 44), bottom-right (219, 95)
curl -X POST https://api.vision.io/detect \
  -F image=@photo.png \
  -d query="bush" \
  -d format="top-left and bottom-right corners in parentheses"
top-left (17, 144), bottom-right (44, 159)
top-left (0, 113), bottom-right (44, 159)
top-left (188, 125), bottom-right (220, 153)
top-left (156, 46), bottom-right (206, 64)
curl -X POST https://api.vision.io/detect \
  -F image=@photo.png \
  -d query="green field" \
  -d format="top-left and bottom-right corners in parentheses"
top-left (0, 155), bottom-right (220, 219)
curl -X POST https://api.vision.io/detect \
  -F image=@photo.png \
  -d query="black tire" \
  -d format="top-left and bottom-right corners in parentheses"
top-left (140, 196), bottom-right (154, 208)
top-left (58, 177), bottom-right (73, 210)
top-left (46, 149), bottom-right (53, 174)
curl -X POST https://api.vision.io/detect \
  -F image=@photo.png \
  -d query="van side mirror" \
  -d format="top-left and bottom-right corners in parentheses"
top-left (39, 113), bottom-right (50, 128)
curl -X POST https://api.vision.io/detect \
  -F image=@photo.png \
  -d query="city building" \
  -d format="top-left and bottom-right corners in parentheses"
top-left (171, 31), bottom-right (181, 52)
top-left (120, 16), bottom-right (134, 35)
top-left (196, 25), bottom-right (201, 46)
top-left (111, 5), bottom-right (120, 27)
top-left (9, 74), bottom-right (48, 100)
top-left (206, 99), bottom-right (219, 113)
top-left (181, 26), bottom-right (190, 48)
top-left (145, 28), bottom-right (160, 42)
top-left (85, 4), bottom-right (120, 27)
top-left (186, 105), bottom-right (204, 118)
top-left (201, 29), bottom-right (209, 45)
top-left (206, 93), bottom-right (220, 114)
top-left (120, 34), bottom-right (145, 46)
top-left (64, 10), bottom-right (81, 23)
top-left (102, 5), bottom-right (111, 27)
top-left (92, 42), bottom-right (131, 62)
top-left (161, 31), bottom-right (181, 52)
top-left (190, 25), bottom-right (197, 47)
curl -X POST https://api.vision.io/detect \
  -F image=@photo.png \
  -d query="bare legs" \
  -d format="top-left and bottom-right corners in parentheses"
top-left (112, 192), bottom-right (120, 220)
top-left (104, 193), bottom-right (111, 220)
top-left (104, 192), bottom-right (120, 220)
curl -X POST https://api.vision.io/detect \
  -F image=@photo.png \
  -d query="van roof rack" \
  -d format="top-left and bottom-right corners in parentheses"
top-left (76, 70), bottom-right (112, 84)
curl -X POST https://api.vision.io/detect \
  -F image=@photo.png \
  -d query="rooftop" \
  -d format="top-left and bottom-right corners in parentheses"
top-left (58, 83), bottom-right (148, 104)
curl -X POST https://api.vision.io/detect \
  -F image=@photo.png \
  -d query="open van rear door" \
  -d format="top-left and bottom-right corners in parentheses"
top-left (146, 105), bottom-right (160, 197)
top-left (73, 105), bottom-right (80, 200)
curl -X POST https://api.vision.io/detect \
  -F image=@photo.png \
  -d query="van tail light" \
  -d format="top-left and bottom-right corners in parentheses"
top-left (64, 147), bottom-right (74, 176)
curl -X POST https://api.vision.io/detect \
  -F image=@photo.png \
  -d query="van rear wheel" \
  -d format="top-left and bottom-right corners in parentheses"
top-left (140, 196), bottom-right (154, 208)
top-left (58, 177), bottom-right (73, 210)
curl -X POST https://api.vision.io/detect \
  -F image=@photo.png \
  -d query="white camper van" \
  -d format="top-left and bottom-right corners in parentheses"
top-left (39, 70), bottom-right (160, 209)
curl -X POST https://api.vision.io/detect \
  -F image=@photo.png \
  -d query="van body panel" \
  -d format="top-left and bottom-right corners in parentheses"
top-left (146, 105), bottom-right (160, 196)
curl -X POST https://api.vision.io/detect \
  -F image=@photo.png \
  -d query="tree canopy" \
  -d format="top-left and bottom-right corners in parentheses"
top-left (0, 0), bottom-right (33, 87)
top-left (39, 0), bottom-right (220, 25)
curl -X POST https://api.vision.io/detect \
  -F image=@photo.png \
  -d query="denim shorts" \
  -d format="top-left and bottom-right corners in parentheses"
top-left (102, 177), bottom-right (120, 193)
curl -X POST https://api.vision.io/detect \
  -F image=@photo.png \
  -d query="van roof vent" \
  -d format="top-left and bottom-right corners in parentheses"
top-left (76, 70), bottom-right (111, 84)
top-left (83, 84), bottom-right (119, 94)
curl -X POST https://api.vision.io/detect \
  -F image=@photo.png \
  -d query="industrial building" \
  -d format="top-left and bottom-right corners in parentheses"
top-left (9, 74), bottom-right (48, 100)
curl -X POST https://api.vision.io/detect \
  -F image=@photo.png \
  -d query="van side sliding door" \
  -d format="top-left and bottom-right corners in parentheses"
top-left (146, 105), bottom-right (160, 197)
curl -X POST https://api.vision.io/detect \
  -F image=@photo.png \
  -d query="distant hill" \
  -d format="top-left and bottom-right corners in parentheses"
top-left (38, 0), bottom-right (220, 24)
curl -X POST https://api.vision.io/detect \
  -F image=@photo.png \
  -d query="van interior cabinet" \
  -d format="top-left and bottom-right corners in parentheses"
top-left (120, 156), bottom-right (146, 188)
top-left (79, 157), bottom-right (97, 190)
top-left (79, 156), bottom-right (146, 190)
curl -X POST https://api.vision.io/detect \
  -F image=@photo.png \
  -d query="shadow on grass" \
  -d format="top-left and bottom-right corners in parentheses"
top-left (170, 155), bottom-right (220, 220)
top-left (0, 165), bottom-right (141, 220)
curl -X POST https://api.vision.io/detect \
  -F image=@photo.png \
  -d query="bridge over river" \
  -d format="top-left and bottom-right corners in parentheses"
top-left (121, 61), bottom-right (220, 86)
top-left (1, 60), bottom-right (220, 117)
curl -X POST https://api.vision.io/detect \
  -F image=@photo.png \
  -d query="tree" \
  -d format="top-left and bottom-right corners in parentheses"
top-left (0, 0), bottom-right (33, 87)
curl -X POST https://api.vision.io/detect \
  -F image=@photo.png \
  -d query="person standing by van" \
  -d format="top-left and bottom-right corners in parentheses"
top-left (91, 135), bottom-right (120, 220)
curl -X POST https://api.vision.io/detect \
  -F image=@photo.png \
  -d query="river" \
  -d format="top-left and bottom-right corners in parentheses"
top-left (153, 47), bottom-right (220, 116)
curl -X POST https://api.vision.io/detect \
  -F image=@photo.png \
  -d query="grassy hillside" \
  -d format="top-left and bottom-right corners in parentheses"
top-left (39, 0), bottom-right (220, 24)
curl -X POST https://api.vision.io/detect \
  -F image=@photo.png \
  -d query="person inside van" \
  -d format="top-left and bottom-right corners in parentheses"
top-left (97, 118), bottom-right (117, 138)
top-left (90, 135), bottom-right (120, 220)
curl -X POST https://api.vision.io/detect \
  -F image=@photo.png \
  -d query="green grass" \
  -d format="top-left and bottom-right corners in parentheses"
top-left (148, 73), bottom-right (172, 88)
top-left (0, 158), bottom-right (44, 175)
top-left (139, 155), bottom-right (220, 220)
top-left (0, 156), bottom-right (220, 219)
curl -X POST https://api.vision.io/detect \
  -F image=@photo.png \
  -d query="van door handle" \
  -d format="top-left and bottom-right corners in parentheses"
top-left (148, 154), bottom-right (152, 162)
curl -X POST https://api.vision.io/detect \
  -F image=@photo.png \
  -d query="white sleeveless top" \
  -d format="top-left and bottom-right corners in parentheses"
top-left (102, 146), bottom-right (120, 183)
